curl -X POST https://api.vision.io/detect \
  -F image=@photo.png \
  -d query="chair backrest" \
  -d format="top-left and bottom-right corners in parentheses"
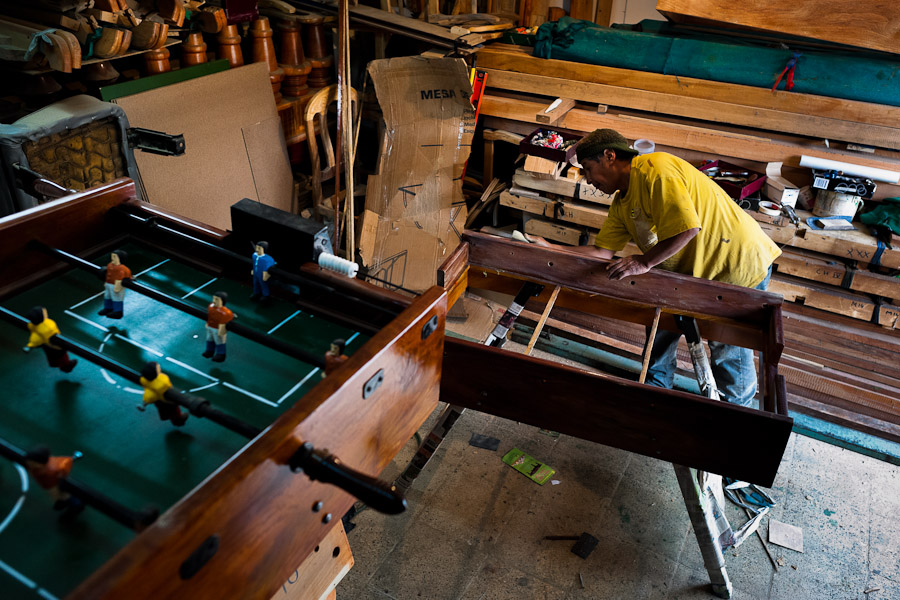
top-left (304, 84), bottom-right (360, 212)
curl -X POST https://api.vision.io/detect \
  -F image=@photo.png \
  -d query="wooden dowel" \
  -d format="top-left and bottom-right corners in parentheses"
top-left (639, 306), bottom-right (662, 383)
top-left (525, 285), bottom-right (560, 355)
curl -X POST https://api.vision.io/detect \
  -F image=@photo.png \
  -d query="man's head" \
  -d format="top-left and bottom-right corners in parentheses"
top-left (575, 129), bottom-right (637, 195)
top-left (329, 339), bottom-right (346, 356)
top-left (255, 242), bottom-right (269, 256)
top-left (111, 250), bottom-right (127, 265)
top-left (212, 291), bottom-right (228, 307)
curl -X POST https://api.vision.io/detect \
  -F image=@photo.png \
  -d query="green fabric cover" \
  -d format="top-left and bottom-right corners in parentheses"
top-left (861, 197), bottom-right (900, 235)
top-left (534, 18), bottom-right (900, 107)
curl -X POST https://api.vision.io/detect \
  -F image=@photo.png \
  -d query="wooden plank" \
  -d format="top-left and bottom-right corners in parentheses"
top-left (774, 249), bottom-right (847, 287)
top-left (501, 190), bottom-right (609, 229)
top-left (513, 168), bottom-right (613, 205)
top-left (788, 394), bottom-right (900, 445)
top-left (276, 522), bottom-right (353, 600)
top-left (523, 216), bottom-right (590, 246)
top-left (481, 67), bottom-right (900, 150)
top-left (656, 0), bottom-right (900, 56)
top-left (476, 47), bottom-right (900, 131)
top-left (479, 95), bottom-right (900, 176)
top-left (878, 304), bottom-right (900, 330)
top-left (443, 338), bottom-right (792, 486)
top-left (769, 274), bottom-right (876, 322)
top-left (594, 0), bottom-right (613, 26)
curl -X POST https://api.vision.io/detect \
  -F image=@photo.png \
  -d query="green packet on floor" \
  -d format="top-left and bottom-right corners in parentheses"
top-left (502, 448), bottom-right (555, 485)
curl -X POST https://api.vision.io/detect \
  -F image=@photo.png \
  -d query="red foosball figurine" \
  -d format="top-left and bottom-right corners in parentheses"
top-left (204, 291), bottom-right (234, 362)
top-left (23, 445), bottom-right (85, 517)
top-left (23, 306), bottom-right (78, 372)
top-left (322, 338), bottom-right (348, 377)
top-left (137, 361), bottom-right (188, 426)
top-left (98, 250), bottom-right (131, 320)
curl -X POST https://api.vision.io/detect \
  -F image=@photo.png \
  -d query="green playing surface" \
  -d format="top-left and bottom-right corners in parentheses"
top-left (0, 243), bottom-right (368, 599)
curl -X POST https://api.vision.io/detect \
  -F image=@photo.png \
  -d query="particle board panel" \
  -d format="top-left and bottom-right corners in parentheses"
top-left (656, 0), bottom-right (900, 56)
top-left (114, 62), bottom-right (293, 231)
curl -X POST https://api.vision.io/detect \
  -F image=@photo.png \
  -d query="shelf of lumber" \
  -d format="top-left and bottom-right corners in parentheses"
top-left (476, 46), bottom-right (900, 147)
top-left (479, 94), bottom-right (900, 185)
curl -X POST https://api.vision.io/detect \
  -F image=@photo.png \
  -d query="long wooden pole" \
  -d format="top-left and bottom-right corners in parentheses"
top-left (639, 306), bottom-right (663, 383)
top-left (342, 0), bottom-right (355, 261)
top-left (334, 0), bottom-right (348, 254)
top-left (525, 285), bottom-right (560, 355)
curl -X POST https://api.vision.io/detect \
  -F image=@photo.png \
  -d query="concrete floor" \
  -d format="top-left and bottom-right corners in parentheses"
top-left (336, 300), bottom-right (900, 600)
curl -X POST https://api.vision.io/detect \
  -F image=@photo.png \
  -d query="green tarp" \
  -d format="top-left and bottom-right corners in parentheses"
top-left (534, 18), bottom-right (900, 107)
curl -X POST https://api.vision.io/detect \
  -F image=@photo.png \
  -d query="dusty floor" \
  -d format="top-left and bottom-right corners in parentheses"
top-left (336, 299), bottom-right (900, 600)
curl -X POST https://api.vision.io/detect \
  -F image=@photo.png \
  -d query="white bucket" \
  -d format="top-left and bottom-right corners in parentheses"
top-left (633, 139), bottom-right (655, 154)
top-left (813, 190), bottom-right (864, 218)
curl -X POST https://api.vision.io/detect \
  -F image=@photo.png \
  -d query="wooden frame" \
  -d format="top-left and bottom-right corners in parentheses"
top-left (438, 232), bottom-right (793, 486)
top-left (0, 179), bottom-right (447, 600)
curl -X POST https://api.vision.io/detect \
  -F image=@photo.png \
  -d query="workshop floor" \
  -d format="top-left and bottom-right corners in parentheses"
top-left (336, 300), bottom-right (900, 600)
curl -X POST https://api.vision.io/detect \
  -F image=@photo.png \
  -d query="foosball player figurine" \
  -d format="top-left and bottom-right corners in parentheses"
top-left (23, 306), bottom-right (78, 373)
top-left (23, 445), bottom-right (85, 517)
top-left (322, 338), bottom-right (348, 377)
top-left (250, 241), bottom-right (277, 302)
top-left (98, 250), bottom-right (131, 319)
top-left (137, 361), bottom-right (188, 426)
top-left (203, 291), bottom-right (234, 362)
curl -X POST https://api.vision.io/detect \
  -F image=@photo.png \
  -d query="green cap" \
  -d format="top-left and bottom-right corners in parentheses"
top-left (575, 128), bottom-right (637, 164)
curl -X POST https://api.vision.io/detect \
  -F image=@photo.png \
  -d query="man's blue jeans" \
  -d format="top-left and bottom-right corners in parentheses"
top-left (644, 268), bottom-right (773, 408)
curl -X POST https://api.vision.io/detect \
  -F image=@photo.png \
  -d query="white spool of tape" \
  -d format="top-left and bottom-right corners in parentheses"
top-left (758, 201), bottom-right (782, 217)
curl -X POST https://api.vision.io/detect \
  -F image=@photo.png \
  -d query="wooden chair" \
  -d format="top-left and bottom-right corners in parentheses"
top-left (304, 84), bottom-right (360, 221)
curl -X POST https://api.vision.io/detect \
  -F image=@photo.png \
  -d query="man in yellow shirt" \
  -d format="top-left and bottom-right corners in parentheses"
top-left (529, 129), bottom-right (780, 407)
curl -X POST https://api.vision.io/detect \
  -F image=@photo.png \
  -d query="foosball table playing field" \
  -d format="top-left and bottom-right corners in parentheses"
top-left (0, 178), bottom-right (447, 600)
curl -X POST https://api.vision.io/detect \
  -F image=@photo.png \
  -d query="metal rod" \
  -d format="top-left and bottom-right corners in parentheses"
top-left (32, 242), bottom-right (327, 369)
top-left (117, 210), bottom-right (401, 319)
top-left (0, 306), bottom-right (262, 440)
top-left (0, 437), bottom-right (159, 531)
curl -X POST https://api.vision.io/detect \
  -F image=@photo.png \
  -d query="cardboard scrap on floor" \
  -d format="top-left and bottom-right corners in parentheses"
top-left (468, 433), bottom-right (501, 451)
top-left (769, 518), bottom-right (804, 552)
top-left (359, 56), bottom-right (474, 293)
top-left (502, 448), bottom-right (555, 485)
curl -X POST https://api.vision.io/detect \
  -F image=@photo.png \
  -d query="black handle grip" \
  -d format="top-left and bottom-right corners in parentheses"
top-left (290, 442), bottom-right (407, 515)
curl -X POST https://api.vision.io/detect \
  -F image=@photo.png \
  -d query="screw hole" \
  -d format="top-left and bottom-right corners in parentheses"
top-left (630, 281), bottom-right (636, 285)
top-left (333, 546), bottom-right (341, 558)
top-left (716, 295), bottom-right (723, 301)
top-left (548, 261), bottom-right (554, 267)
top-left (314, 546), bottom-right (320, 553)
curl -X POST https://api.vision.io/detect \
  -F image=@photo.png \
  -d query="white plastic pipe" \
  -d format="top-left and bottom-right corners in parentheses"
top-left (799, 155), bottom-right (900, 184)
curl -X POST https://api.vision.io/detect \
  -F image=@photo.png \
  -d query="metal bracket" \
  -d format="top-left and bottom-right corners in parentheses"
top-left (421, 315), bottom-right (439, 340)
top-left (363, 368), bottom-right (384, 399)
top-left (126, 127), bottom-right (186, 156)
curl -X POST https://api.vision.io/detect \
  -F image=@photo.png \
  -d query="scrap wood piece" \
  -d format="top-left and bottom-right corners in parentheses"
top-left (524, 284), bottom-right (560, 355)
top-left (535, 97), bottom-right (576, 125)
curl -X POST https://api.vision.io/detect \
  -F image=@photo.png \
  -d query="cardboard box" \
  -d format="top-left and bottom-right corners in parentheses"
top-left (764, 162), bottom-right (800, 207)
top-left (519, 128), bottom-right (579, 163)
top-left (699, 160), bottom-right (766, 201)
top-left (359, 57), bottom-right (474, 293)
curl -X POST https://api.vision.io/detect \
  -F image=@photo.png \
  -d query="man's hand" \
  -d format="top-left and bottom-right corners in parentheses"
top-left (606, 256), bottom-right (650, 280)
top-left (262, 271), bottom-right (270, 281)
top-left (113, 281), bottom-right (123, 294)
top-left (523, 233), bottom-right (551, 247)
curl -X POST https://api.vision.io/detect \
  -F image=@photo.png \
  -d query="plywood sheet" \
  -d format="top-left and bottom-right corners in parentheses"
top-left (115, 62), bottom-right (293, 230)
top-left (656, 0), bottom-right (900, 55)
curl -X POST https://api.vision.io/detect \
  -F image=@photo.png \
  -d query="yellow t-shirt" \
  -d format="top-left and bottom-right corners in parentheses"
top-left (595, 153), bottom-right (781, 288)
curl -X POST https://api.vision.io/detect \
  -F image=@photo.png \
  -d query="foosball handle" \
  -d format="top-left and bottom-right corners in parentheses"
top-left (289, 442), bottom-right (407, 515)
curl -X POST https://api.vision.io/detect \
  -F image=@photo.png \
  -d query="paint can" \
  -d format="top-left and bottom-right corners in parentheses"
top-left (813, 190), bottom-right (863, 219)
